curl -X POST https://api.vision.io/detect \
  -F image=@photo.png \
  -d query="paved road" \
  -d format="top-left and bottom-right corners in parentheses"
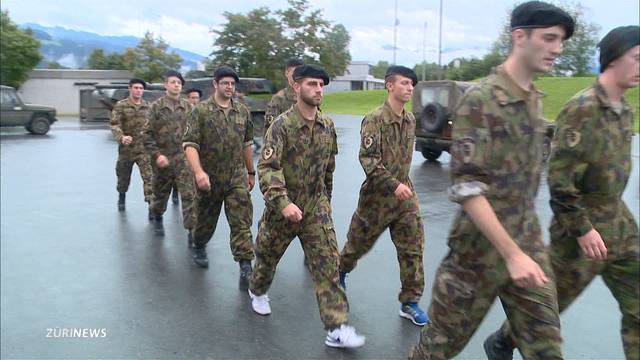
top-left (1, 116), bottom-right (638, 359)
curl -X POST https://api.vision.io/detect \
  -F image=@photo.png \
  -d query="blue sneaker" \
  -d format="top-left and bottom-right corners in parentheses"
top-left (339, 271), bottom-right (347, 290)
top-left (399, 302), bottom-right (429, 326)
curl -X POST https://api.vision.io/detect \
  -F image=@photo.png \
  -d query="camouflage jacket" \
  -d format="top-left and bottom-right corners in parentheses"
top-left (110, 98), bottom-right (149, 151)
top-left (259, 105), bottom-right (338, 215)
top-left (183, 97), bottom-right (253, 184)
top-left (359, 101), bottom-right (416, 194)
top-left (264, 86), bottom-right (296, 134)
top-left (448, 65), bottom-right (546, 251)
top-left (549, 80), bottom-right (635, 238)
top-left (144, 95), bottom-right (192, 161)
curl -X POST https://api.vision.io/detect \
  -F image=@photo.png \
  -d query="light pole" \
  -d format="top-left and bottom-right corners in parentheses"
top-left (422, 21), bottom-right (427, 81)
top-left (438, 0), bottom-right (443, 80)
top-left (393, 0), bottom-right (398, 65)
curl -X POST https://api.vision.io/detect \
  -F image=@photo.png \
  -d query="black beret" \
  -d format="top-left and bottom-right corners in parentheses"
top-left (285, 58), bottom-right (304, 69)
top-left (598, 26), bottom-right (640, 73)
top-left (164, 70), bottom-right (185, 85)
top-left (213, 65), bottom-right (239, 83)
top-left (385, 65), bottom-right (418, 86)
top-left (511, 1), bottom-right (575, 40)
top-left (185, 88), bottom-right (202, 97)
top-left (128, 78), bottom-right (146, 89)
top-left (292, 64), bottom-right (330, 85)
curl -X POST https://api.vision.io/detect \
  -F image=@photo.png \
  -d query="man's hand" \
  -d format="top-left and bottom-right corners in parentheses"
top-left (121, 135), bottom-right (133, 146)
top-left (578, 228), bottom-right (607, 260)
top-left (394, 183), bottom-right (413, 201)
top-left (247, 174), bottom-right (255, 191)
top-left (281, 203), bottom-right (303, 223)
top-left (156, 155), bottom-right (169, 168)
top-left (506, 252), bottom-right (549, 288)
top-left (195, 171), bottom-right (211, 191)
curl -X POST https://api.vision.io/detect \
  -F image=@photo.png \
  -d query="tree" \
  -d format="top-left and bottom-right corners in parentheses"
top-left (210, 0), bottom-right (351, 90)
top-left (0, 11), bottom-right (42, 87)
top-left (46, 61), bottom-right (67, 69)
top-left (490, 2), bottom-right (599, 76)
top-left (129, 32), bottom-right (182, 83)
top-left (372, 61), bottom-right (391, 79)
top-left (412, 61), bottom-right (441, 81)
top-left (87, 48), bottom-right (108, 69)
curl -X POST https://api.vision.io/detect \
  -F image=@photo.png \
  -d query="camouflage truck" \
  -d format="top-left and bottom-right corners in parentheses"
top-left (412, 80), bottom-right (555, 161)
top-left (80, 78), bottom-right (273, 134)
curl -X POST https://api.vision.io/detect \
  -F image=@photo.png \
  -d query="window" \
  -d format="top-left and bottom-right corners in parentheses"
top-left (0, 90), bottom-right (19, 106)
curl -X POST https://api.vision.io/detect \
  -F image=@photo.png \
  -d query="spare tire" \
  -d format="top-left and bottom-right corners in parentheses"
top-left (420, 102), bottom-right (447, 132)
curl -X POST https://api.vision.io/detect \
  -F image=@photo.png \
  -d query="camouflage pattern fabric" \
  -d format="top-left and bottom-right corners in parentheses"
top-left (249, 105), bottom-right (348, 330)
top-left (500, 81), bottom-right (639, 360)
top-left (144, 95), bottom-right (195, 229)
top-left (339, 101), bottom-right (425, 304)
top-left (263, 86), bottom-right (296, 137)
top-left (110, 99), bottom-right (154, 202)
top-left (183, 97), bottom-right (254, 261)
top-left (409, 65), bottom-right (563, 360)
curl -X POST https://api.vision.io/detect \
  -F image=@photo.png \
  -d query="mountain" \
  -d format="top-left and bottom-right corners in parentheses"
top-left (20, 23), bottom-right (206, 70)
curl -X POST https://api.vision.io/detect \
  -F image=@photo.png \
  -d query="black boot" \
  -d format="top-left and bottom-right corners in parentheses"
top-left (239, 260), bottom-right (252, 289)
top-left (118, 193), bottom-right (126, 211)
top-left (153, 216), bottom-right (164, 236)
top-left (193, 246), bottom-right (209, 268)
top-left (148, 208), bottom-right (154, 221)
top-left (483, 329), bottom-right (515, 360)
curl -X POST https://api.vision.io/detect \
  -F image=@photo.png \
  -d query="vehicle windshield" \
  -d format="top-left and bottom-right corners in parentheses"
top-left (421, 87), bottom-right (449, 107)
top-left (1, 90), bottom-right (21, 106)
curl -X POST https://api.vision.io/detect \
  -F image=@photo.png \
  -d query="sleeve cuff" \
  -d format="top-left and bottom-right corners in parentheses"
top-left (243, 140), bottom-right (254, 148)
top-left (182, 142), bottom-right (200, 151)
top-left (385, 178), bottom-right (401, 194)
top-left (448, 181), bottom-right (490, 203)
top-left (568, 219), bottom-right (594, 238)
top-left (272, 195), bottom-right (291, 214)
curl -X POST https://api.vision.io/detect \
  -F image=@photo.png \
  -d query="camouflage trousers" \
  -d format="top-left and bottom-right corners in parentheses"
top-left (500, 206), bottom-right (640, 359)
top-left (250, 196), bottom-right (349, 330)
top-left (193, 181), bottom-right (254, 262)
top-left (340, 191), bottom-right (425, 303)
top-left (409, 248), bottom-right (562, 360)
top-left (115, 145), bottom-right (154, 203)
top-left (150, 155), bottom-right (195, 230)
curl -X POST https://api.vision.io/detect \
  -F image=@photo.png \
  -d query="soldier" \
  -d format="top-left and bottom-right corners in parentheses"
top-left (110, 78), bottom-right (154, 216)
top-left (183, 66), bottom-right (256, 278)
top-left (484, 25), bottom-right (640, 360)
top-left (247, 64), bottom-right (365, 348)
top-left (185, 88), bottom-right (202, 106)
top-left (408, 2), bottom-right (574, 359)
top-left (339, 66), bottom-right (428, 326)
top-left (263, 58), bottom-right (304, 136)
top-left (144, 70), bottom-right (195, 242)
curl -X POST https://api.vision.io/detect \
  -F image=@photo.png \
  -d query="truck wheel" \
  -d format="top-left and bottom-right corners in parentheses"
top-left (421, 148), bottom-right (442, 161)
top-left (421, 102), bottom-right (447, 132)
top-left (28, 116), bottom-right (50, 135)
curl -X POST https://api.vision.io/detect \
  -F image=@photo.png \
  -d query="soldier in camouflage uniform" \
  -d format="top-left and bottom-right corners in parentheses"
top-left (247, 64), bottom-right (365, 349)
top-left (484, 26), bottom-right (640, 360)
top-left (144, 70), bottom-right (195, 240)
top-left (263, 58), bottom-right (304, 136)
top-left (339, 66), bottom-right (428, 326)
top-left (409, 2), bottom-right (574, 359)
top-left (183, 66), bottom-right (256, 278)
top-left (110, 78), bottom-right (154, 215)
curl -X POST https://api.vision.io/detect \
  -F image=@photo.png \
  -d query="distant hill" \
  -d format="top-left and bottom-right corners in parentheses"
top-left (19, 23), bottom-right (206, 70)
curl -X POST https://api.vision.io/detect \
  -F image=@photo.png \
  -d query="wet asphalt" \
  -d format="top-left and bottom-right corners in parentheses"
top-left (1, 116), bottom-right (638, 360)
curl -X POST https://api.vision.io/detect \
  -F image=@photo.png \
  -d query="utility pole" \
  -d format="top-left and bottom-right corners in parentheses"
top-left (422, 21), bottom-right (427, 81)
top-left (393, 0), bottom-right (398, 65)
top-left (438, 0), bottom-right (443, 80)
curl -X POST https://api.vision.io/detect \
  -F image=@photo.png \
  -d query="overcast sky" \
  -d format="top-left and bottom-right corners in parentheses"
top-left (3, 0), bottom-right (639, 67)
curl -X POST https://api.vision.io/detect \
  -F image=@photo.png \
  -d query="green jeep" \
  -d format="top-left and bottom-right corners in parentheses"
top-left (0, 85), bottom-right (57, 135)
top-left (412, 80), bottom-right (555, 161)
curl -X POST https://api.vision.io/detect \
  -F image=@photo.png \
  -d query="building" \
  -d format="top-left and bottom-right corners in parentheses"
top-left (18, 69), bottom-right (133, 114)
top-left (324, 61), bottom-right (385, 94)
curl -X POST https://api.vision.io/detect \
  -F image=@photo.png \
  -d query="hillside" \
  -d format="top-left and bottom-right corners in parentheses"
top-left (322, 77), bottom-right (640, 132)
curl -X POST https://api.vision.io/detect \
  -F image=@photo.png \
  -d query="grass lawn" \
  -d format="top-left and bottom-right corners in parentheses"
top-left (322, 77), bottom-right (640, 132)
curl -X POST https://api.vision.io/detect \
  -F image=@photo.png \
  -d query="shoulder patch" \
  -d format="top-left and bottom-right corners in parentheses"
top-left (363, 136), bottom-right (374, 149)
top-left (459, 137), bottom-right (476, 163)
top-left (565, 128), bottom-right (581, 148)
top-left (262, 146), bottom-right (274, 160)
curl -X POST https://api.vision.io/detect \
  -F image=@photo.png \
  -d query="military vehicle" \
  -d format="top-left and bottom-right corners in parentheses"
top-left (1, 85), bottom-right (57, 135)
top-left (80, 78), bottom-right (273, 132)
top-left (412, 80), bottom-right (554, 161)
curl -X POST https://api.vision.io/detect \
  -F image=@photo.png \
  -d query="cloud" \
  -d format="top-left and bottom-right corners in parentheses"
top-left (105, 15), bottom-right (215, 56)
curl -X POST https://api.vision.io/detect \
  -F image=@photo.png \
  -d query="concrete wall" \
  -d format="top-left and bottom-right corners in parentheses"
top-left (18, 70), bottom-right (132, 114)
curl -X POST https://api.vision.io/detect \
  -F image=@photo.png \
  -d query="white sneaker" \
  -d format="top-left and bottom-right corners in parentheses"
top-left (248, 289), bottom-right (271, 315)
top-left (325, 324), bottom-right (365, 348)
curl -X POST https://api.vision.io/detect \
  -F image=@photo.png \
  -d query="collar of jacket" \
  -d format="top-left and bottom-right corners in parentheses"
top-left (491, 65), bottom-right (544, 106)
top-left (289, 104), bottom-right (328, 129)
top-left (593, 78), bottom-right (632, 112)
